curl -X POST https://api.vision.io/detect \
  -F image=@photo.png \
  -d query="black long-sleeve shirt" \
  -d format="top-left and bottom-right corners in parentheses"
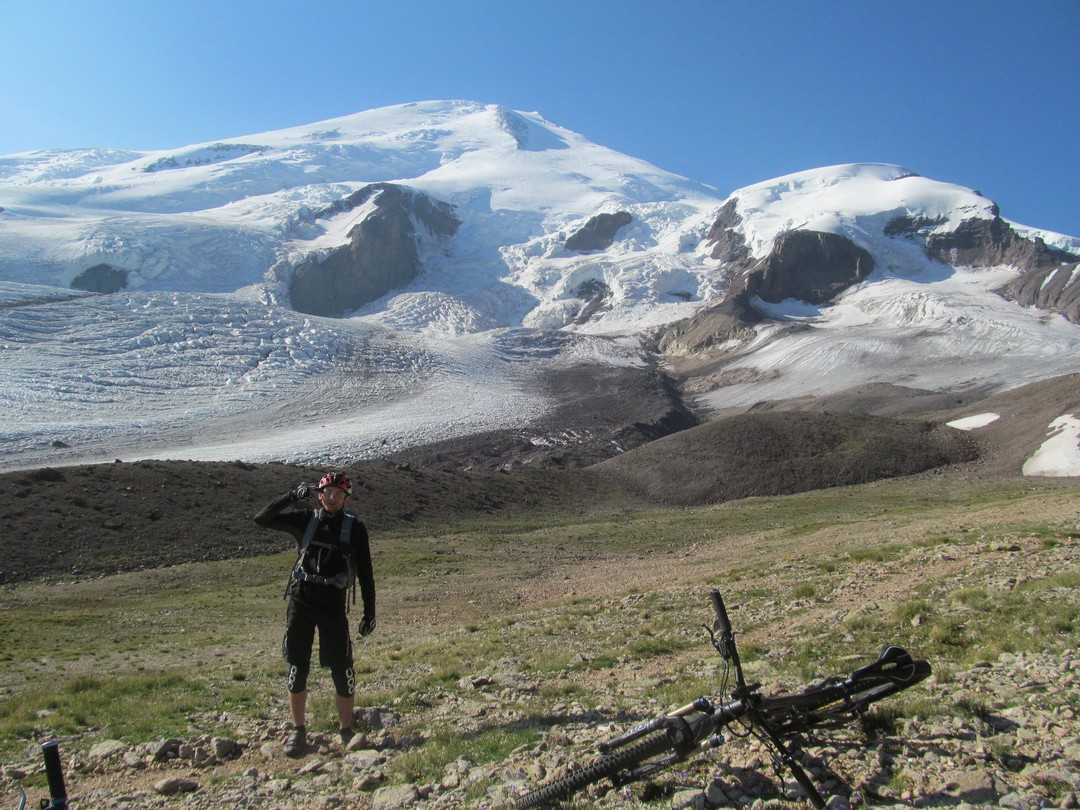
top-left (254, 492), bottom-right (375, 618)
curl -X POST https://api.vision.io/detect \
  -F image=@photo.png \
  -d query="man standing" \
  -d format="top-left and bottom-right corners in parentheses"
top-left (254, 471), bottom-right (376, 756)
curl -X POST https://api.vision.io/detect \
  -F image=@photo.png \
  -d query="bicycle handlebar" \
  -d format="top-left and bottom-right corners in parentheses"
top-left (709, 589), bottom-right (732, 635)
top-left (41, 741), bottom-right (67, 808)
top-left (708, 589), bottom-right (748, 690)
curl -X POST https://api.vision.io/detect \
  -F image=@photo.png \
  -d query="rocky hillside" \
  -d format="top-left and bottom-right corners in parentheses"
top-left (2, 373), bottom-right (1076, 585)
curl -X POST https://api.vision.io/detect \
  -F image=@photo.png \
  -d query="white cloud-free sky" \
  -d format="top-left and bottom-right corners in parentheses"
top-left (2, 0), bottom-right (1078, 237)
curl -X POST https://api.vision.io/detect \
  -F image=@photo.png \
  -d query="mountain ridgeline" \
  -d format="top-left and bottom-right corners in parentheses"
top-left (2, 101), bottom-right (1079, 476)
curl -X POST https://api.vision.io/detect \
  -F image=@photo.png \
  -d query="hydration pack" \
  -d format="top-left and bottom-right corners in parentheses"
top-left (286, 509), bottom-right (359, 611)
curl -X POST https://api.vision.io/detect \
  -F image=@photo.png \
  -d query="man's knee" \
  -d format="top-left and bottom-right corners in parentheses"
top-left (331, 666), bottom-right (355, 698)
top-left (287, 663), bottom-right (310, 694)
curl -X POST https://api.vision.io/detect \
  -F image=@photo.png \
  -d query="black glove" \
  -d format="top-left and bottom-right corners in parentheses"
top-left (292, 485), bottom-right (311, 500)
top-left (357, 615), bottom-right (376, 637)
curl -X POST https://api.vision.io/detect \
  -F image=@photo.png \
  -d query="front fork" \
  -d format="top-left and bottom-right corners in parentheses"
top-left (752, 712), bottom-right (827, 810)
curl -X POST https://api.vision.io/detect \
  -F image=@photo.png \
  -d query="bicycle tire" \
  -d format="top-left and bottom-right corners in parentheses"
top-left (514, 728), bottom-right (680, 809)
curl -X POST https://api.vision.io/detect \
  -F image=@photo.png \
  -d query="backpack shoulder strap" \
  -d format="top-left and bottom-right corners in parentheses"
top-left (340, 511), bottom-right (355, 546)
top-left (285, 509), bottom-right (323, 601)
top-left (340, 510), bottom-right (357, 611)
top-left (299, 509), bottom-right (322, 554)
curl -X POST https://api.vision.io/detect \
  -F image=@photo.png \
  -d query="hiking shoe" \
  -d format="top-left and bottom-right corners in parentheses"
top-left (339, 727), bottom-right (355, 748)
top-left (284, 726), bottom-right (306, 757)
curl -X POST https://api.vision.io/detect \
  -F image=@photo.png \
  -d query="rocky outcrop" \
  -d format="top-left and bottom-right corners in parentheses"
top-left (565, 211), bottom-right (632, 253)
top-left (703, 199), bottom-right (751, 264)
top-left (924, 215), bottom-right (1073, 273)
top-left (657, 229), bottom-right (873, 356)
top-left (569, 278), bottom-right (612, 325)
top-left (744, 229), bottom-right (875, 305)
top-left (71, 263), bottom-right (129, 293)
top-left (289, 184), bottom-right (459, 318)
top-left (655, 292), bottom-right (762, 356)
top-left (996, 260), bottom-right (1080, 323)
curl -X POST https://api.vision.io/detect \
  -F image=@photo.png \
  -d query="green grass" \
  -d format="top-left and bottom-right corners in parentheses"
top-left (387, 723), bottom-right (542, 785)
top-left (0, 475), bottom-right (1075, 780)
top-left (832, 570), bottom-right (1080, 669)
top-left (0, 671), bottom-right (256, 743)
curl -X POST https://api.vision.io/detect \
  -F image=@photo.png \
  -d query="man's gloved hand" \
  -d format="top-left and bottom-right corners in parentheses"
top-left (357, 615), bottom-right (376, 637)
top-left (292, 485), bottom-right (311, 500)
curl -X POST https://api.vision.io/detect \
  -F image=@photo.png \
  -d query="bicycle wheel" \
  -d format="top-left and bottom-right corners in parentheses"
top-left (513, 727), bottom-right (682, 809)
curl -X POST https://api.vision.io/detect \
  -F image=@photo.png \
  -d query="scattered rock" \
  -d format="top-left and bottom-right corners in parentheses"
top-left (153, 776), bottom-right (199, 795)
top-left (372, 782), bottom-right (421, 809)
top-left (88, 740), bottom-right (127, 761)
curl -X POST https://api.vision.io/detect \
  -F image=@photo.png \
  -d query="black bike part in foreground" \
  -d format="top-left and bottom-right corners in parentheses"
top-left (514, 730), bottom-right (678, 809)
top-left (17, 741), bottom-right (70, 810)
top-left (760, 646), bottom-right (933, 736)
top-left (512, 591), bottom-right (930, 810)
top-left (42, 741), bottom-right (68, 808)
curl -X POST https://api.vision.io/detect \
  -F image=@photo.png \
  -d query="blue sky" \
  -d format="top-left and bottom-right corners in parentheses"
top-left (3, 0), bottom-right (1078, 237)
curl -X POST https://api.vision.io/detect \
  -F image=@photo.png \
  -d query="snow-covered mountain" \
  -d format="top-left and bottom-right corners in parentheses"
top-left (2, 100), bottom-right (1078, 474)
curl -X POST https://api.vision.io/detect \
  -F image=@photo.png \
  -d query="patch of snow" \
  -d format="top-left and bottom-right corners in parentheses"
top-left (1022, 415), bottom-right (1080, 477)
top-left (946, 413), bottom-right (1001, 430)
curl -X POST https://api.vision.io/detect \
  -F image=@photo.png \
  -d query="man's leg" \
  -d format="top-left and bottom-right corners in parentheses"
top-left (325, 605), bottom-right (356, 745)
top-left (331, 664), bottom-right (356, 744)
top-left (336, 693), bottom-right (354, 731)
top-left (283, 600), bottom-right (315, 756)
top-left (289, 688), bottom-right (308, 728)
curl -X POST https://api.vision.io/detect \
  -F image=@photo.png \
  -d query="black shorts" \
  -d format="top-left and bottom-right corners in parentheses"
top-left (282, 584), bottom-right (354, 670)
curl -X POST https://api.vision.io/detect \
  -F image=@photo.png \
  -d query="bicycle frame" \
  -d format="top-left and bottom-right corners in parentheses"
top-left (516, 590), bottom-right (931, 810)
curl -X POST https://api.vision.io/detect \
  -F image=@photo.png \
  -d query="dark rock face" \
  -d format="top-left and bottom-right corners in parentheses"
top-left (71, 263), bottom-right (128, 293)
top-left (565, 211), bottom-right (632, 252)
top-left (743, 230), bottom-right (875, 305)
top-left (704, 199), bottom-right (751, 264)
top-left (570, 278), bottom-right (612, 325)
top-left (883, 214), bottom-right (949, 238)
top-left (289, 183), bottom-right (459, 318)
top-left (924, 216), bottom-right (1072, 273)
top-left (997, 260), bottom-right (1080, 323)
top-left (707, 204), bottom-right (875, 305)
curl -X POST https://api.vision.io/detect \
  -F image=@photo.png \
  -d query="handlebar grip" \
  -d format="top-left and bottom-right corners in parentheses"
top-left (42, 741), bottom-right (67, 804)
top-left (710, 589), bottom-right (732, 635)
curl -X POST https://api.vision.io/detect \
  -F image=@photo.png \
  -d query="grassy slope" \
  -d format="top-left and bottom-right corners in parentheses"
top-left (0, 475), bottom-right (1076, 789)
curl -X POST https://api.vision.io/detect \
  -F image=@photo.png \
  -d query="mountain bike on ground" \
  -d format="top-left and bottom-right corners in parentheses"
top-left (513, 590), bottom-right (931, 809)
top-left (15, 741), bottom-right (68, 810)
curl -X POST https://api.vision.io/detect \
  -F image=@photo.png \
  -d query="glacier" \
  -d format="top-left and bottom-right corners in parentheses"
top-left (2, 100), bottom-right (1079, 474)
